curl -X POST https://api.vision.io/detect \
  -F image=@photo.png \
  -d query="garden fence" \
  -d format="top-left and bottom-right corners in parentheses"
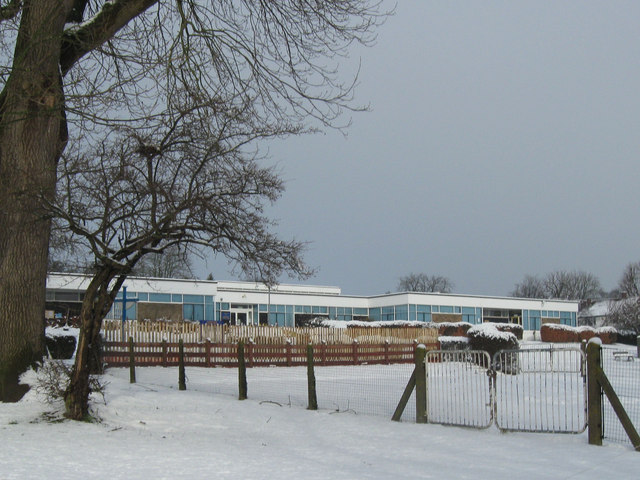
top-left (101, 320), bottom-right (439, 346)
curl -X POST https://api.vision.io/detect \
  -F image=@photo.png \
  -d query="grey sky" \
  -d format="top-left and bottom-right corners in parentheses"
top-left (198, 1), bottom-right (640, 296)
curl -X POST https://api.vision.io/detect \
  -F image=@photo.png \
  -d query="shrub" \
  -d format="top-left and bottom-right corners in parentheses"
top-left (34, 360), bottom-right (106, 406)
top-left (428, 321), bottom-right (472, 337)
top-left (540, 324), bottom-right (579, 343)
top-left (439, 336), bottom-right (470, 351)
top-left (468, 323), bottom-right (518, 357)
top-left (596, 326), bottom-right (617, 345)
top-left (494, 323), bottom-right (523, 340)
top-left (615, 330), bottom-right (637, 346)
top-left (576, 326), bottom-right (596, 342)
top-left (45, 334), bottom-right (77, 360)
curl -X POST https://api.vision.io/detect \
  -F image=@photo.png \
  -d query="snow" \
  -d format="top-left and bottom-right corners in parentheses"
top-left (1, 363), bottom-right (638, 479)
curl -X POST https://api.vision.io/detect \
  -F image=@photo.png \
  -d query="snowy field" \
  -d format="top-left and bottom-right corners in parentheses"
top-left (1, 362), bottom-right (639, 480)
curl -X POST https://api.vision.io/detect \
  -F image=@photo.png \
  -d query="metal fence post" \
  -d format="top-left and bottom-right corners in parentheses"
top-left (415, 344), bottom-right (427, 424)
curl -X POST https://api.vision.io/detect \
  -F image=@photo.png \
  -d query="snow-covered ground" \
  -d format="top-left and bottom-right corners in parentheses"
top-left (1, 363), bottom-right (638, 480)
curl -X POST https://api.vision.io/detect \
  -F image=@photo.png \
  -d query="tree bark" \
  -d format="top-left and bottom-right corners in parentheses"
top-left (64, 270), bottom-right (123, 419)
top-left (0, 1), bottom-right (73, 401)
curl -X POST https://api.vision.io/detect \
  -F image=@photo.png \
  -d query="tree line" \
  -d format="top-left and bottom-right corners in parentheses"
top-left (399, 261), bottom-right (640, 304)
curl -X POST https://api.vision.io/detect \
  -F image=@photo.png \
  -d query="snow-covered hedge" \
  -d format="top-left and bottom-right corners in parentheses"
top-left (319, 319), bottom-right (437, 329)
top-left (467, 323), bottom-right (518, 358)
top-left (540, 324), bottom-right (617, 344)
top-left (425, 321), bottom-right (473, 337)
top-left (439, 336), bottom-right (470, 351)
top-left (493, 323), bottom-right (523, 340)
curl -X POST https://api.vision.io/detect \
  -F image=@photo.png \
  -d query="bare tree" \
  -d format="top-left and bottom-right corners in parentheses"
top-left (511, 270), bottom-right (603, 303)
top-left (543, 270), bottom-right (603, 301)
top-left (617, 261), bottom-right (640, 298)
top-left (131, 246), bottom-right (193, 279)
top-left (397, 273), bottom-right (454, 293)
top-left (51, 94), bottom-right (315, 419)
top-left (0, 1), bottom-right (387, 400)
top-left (511, 275), bottom-right (546, 298)
top-left (607, 297), bottom-right (640, 335)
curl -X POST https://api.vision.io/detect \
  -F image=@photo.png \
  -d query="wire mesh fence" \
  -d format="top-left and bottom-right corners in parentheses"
top-left (601, 345), bottom-right (640, 446)
top-left (134, 363), bottom-right (418, 422)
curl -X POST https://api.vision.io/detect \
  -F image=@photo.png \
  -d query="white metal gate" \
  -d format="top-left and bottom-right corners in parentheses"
top-left (425, 347), bottom-right (587, 434)
top-left (493, 347), bottom-right (587, 433)
top-left (426, 350), bottom-right (493, 429)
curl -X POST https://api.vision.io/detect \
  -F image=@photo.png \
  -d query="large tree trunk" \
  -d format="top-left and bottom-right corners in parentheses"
top-left (0, 1), bottom-right (73, 401)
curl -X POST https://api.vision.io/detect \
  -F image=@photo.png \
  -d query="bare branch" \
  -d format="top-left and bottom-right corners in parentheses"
top-left (0, 0), bottom-right (21, 22)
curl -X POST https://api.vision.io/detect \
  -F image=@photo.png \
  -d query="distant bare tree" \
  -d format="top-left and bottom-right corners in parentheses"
top-left (398, 273), bottom-right (453, 293)
top-left (511, 275), bottom-right (546, 298)
top-left (607, 297), bottom-right (640, 334)
top-left (512, 270), bottom-right (603, 303)
top-left (617, 261), bottom-right (640, 298)
top-left (543, 270), bottom-right (603, 301)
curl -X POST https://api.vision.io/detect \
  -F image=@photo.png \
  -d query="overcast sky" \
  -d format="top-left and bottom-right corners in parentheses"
top-left (197, 1), bottom-right (640, 297)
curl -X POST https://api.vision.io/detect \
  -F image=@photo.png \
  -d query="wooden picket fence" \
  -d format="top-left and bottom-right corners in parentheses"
top-left (101, 320), bottom-right (439, 346)
top-left (102, 339), bottom-right (438, 368)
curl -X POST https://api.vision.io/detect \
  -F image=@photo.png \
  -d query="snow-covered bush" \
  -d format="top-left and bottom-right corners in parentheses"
top-left (540, 324), bottom-right (579, 343)
top-left (468, 323), bottom-right (519, 359)
top-left (541, 324), bottom-right (617, 344)
top-left (493, 323), bottom-right (523, 340)
top-left (595, 326), bottom-right (617, 344)
top-left (439, 336), bottom-right (470, 351)
top-left (576, 326), bottom-right (596, 342)
top-left (427, 321), bottom-right (472, 337)
top-left (45, 335), bottom-right (76, 360)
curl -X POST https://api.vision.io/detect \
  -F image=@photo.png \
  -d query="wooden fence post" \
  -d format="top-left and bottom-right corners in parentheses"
top-left (285, 340), bottom-right (292, 367)
top-left (586, 341), bottom-right (602, 446)
top-left (162, 339), bottom-right (168, 367)
top-left (352, 339), bottom-right (358, 364)
top-left (128, 336), bottom-right (136, 384)
top-left (384, 340), bottom-right (390, 365)
top-left (178, 339), bottom-right (186, 391)
top-left (307, 344), bottom-right (318, 410)
top-left (321, 340), bottom-right (327, 366)
top-left (205, 339), bottom-right (211, 368)
top-left (415, 344), bottom-right (427, 424)
top-left (238, 341), bottom-right (247, 400)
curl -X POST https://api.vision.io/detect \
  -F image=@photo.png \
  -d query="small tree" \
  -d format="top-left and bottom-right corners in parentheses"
top-left (617, 261), bottom-right (640, 298)
top-left (511, 274), bottom-right (546, 298)
top-left (0, 0), bottom-right (387, 401)
top-left (51, 95), bottom-right (313, 420)
top-left (607, 298), bottom-right (640, 335)
top-left (397, 273), bottom-right (453, 293)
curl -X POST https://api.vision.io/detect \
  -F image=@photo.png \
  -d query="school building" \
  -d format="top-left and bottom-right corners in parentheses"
top-left (46, 273), bottom-right (578, 331)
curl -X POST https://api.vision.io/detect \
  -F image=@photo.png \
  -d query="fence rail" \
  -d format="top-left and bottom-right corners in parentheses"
top-left (103, 339), bottom-right (438, 368)
top-left (101, 320), bottom-right (439, 346)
